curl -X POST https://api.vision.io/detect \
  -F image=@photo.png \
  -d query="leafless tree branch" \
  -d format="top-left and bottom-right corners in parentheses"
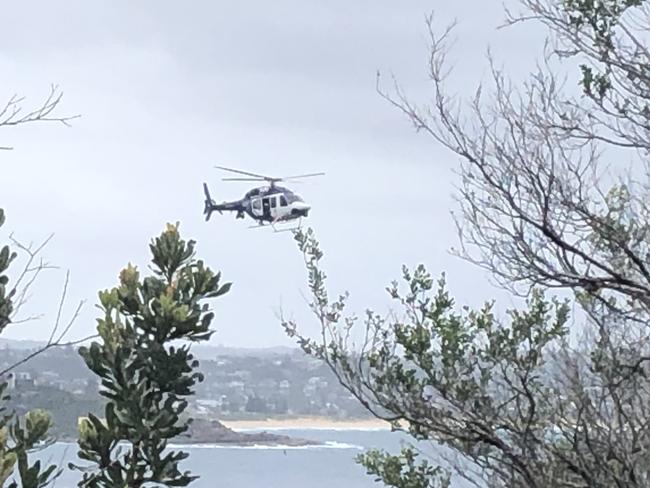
top-left (0, 84), bottom-right (80, 150)
top-left (1, 232), bottom-right (86, 377)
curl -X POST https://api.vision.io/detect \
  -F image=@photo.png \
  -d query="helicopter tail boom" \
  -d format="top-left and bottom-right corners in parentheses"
top-left (203, 183), bottom-right (246, 221)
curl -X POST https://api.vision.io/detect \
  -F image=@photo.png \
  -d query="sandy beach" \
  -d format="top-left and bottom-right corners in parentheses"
top-left (221, 416), bottom-right (391, 431)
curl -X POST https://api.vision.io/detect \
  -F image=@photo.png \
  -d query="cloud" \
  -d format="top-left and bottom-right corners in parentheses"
top-left (1, 0), bottom-right (542, 347)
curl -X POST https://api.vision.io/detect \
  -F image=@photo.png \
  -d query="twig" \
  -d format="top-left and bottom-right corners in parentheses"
top-left (0, 85), bottom-right (80, 149)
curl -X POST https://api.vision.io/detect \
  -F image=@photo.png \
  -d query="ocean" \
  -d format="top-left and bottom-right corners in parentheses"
top-left (32, 428), bottom-right (464, 487)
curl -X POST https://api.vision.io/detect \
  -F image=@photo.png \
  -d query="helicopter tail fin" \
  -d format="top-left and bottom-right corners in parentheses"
top-left (203, 183), bottom-right (218, 221)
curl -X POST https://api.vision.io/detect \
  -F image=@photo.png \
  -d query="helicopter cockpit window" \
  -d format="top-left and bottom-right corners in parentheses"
top-left (270, 197), bottom-right (277, 208)
top-left (280, 195), bottom-right (288, 207)
top-left (252, 199), bottom-right (261, 210)
top-left (285, 193), bottom-right (303, 204)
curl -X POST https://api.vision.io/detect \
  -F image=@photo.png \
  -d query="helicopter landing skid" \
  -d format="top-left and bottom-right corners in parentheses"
top-left (247, 218), bottom-right (302, 233)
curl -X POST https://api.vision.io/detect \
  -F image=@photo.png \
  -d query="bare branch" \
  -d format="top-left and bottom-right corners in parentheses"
top-left (0, 85), bottom-right (80, 149)
top-left (1, 232), bottom-right (85, 376)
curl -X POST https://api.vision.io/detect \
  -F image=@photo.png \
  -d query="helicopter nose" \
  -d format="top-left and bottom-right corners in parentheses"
top-left (294, 202), bottom-right (310, 211)
top-left (292, 201), bottom-right (311, 217)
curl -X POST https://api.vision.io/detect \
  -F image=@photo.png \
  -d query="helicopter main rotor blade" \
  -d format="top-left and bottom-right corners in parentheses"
top-left (214, 166), bottom-right (274, 181)
top-left (221, 177), bottom-right (267, 182)
top-left (280, 172), bottom-right (325, 181)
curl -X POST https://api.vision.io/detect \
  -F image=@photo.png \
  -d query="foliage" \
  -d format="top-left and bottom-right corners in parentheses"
top-left (563, 0), bottom-right (643, 97)
top-left (0, 209), bottom-right (16, 334)
top-left (286, 229), bottom-right (580, 487)
top-left (72, 223), bottom-right (230, 487)
top-left (3, 410), bottom-right (59, 488)
top-left (0, 210), bottom-right (61, 488)
top-left (359, 448), bottom-right (450, 488)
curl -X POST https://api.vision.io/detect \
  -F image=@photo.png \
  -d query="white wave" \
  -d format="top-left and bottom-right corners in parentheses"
top-left (232, 426), bottom-right (389, 432)
top-left (168, 441), bottom-right (363, 450)
top-left (53, 439), bottom-right (364, 451)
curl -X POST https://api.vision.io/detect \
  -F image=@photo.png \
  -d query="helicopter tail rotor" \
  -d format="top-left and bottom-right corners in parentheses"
top-left (203, 183), bottom-right (221, 221)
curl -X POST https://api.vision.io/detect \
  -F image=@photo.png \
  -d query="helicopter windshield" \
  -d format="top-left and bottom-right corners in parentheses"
top-left (284, 191), bottom-right (303, 203)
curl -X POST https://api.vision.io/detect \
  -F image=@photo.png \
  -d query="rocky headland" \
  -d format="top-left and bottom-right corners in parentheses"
top-left (173, 418), bottom-right (319, 446)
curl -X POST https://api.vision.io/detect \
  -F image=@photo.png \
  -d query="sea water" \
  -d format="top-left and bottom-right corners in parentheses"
top-left (33, 429), bottom-right (471, 487)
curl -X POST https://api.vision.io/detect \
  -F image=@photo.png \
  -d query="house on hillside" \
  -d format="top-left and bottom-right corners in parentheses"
top-left (14, 372), bottom-right (34, 389)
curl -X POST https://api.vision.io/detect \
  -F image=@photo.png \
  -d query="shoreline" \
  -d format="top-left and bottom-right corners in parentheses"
top-left (221, 416), bottom-right (391, 431)
top-left (54, 417), bottom-right (392, 445)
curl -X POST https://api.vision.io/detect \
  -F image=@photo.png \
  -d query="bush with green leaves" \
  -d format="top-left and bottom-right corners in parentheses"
top-left (72, 223), bottom-right (230, 487)
top-left (286, 229), bottom-right (575, 487)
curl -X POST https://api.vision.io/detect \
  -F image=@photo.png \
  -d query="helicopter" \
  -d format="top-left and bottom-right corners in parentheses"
top-left (203, 166), bottom-right (324, 231)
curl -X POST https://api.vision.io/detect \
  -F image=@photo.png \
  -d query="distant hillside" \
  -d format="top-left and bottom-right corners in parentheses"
top-left (0, 338), bottom-right (299, 359)
top-left (0, 338), bottom-right (371, 437)
top-left (190, 344), bottom-right (300, 359)
top-left (0, 338), bottom-right (48, 350)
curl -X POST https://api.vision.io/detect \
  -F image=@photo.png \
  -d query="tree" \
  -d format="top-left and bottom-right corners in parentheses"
top-left (72, 223), bottom-right (230, 487)
top-left (0, 84), bottom-right (81, 487)
top-left (0, 210), bottom-right (62, 488)
top-left (284, 1), bottom-right (650, 487)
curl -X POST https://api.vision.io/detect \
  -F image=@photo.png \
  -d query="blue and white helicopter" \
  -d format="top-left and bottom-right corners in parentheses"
top-left (203, 166), bottom-right (324, 231)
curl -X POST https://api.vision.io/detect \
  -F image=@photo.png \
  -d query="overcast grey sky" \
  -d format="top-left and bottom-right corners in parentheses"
top-left (1, 1), bottom-right (547, 347)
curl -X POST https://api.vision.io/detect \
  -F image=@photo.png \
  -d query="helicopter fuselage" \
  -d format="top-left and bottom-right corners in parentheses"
top-left (241, 185), bottom-right (311, 222)
top-left (204, 184), bottom-right (311, 225)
